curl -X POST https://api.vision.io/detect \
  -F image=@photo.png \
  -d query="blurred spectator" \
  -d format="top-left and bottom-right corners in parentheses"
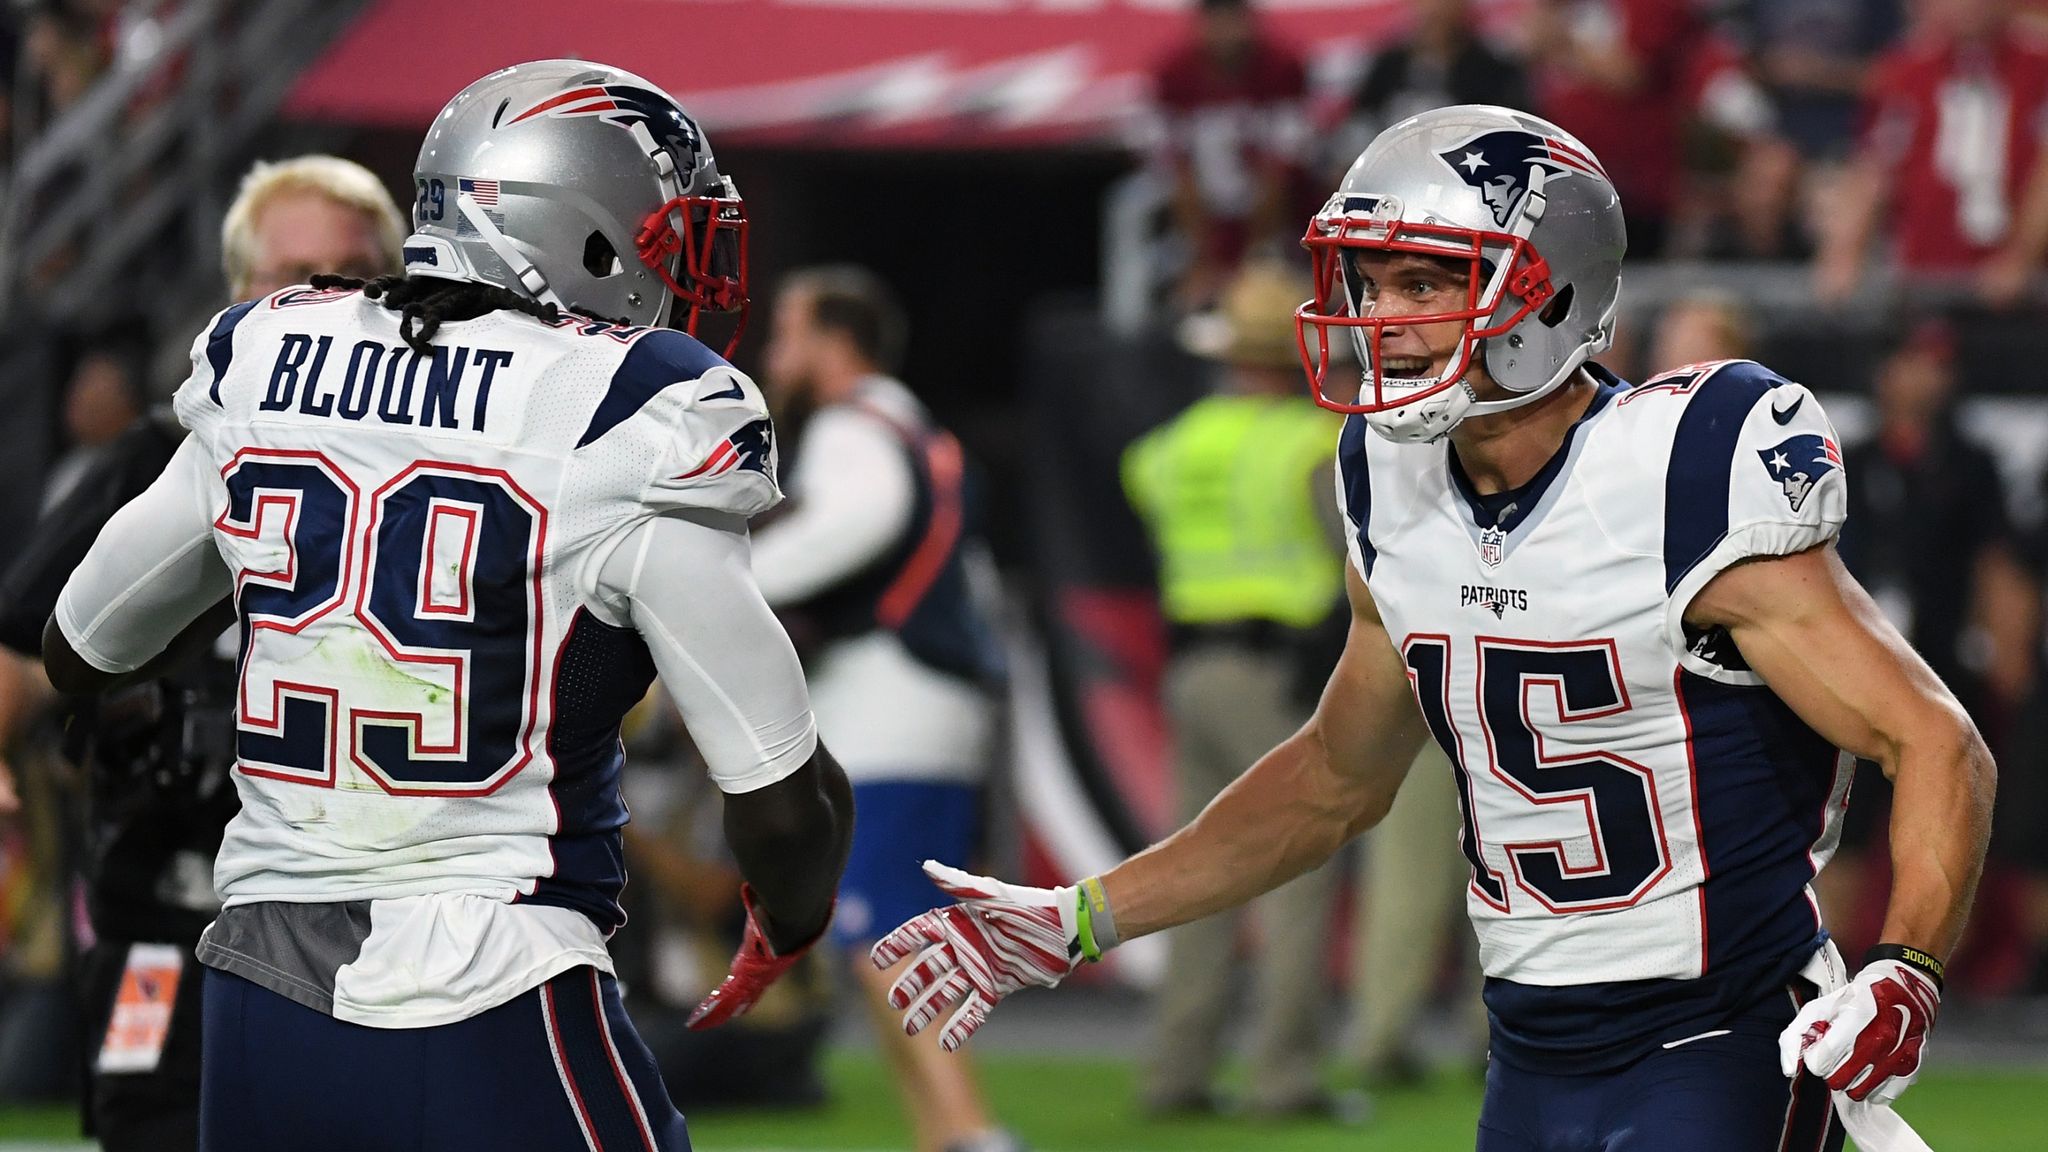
top-left (1525, 0), bottom-right (1786, 257)
top-left (1524, 0), bottom-right (1710, 254)
top-left (1734, 0), bottom-right (1904, 161)
top-left (39, 329), bottom-right (149, 513)
top-left (20, 6), bottom-right (108, 128)
top-left (1347, 743), bottom-right (1484, 1089)
top-left (1143, 0), bottom-right (1309, 311)
top-left (1814, 0), bottom-right (2048, 306)
top-left (754, 267), bottom-right (1016, 1152)
top-left (1646, 289), bottom-right (1753, 371)
top-left (1121, 262), bottom-right (1347, 1118)
top-left (222, 156), bottom-right (407, 301)
top-left (0, 153), bottom-right (403, 1152)
top-left (1336, 0), bottom-right (1529, 178)
top-left (1826, 318), bottom-right (2035, 961)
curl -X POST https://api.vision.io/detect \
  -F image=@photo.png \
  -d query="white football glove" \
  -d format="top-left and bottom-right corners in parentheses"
top-left (1778, 958), bottom-right (1940, 1106)
top-left (869, 861), bottom-right (1087, 1052)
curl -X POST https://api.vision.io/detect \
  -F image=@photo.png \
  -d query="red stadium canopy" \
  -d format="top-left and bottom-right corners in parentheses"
top-left (286, 0), bottom-right (1515, 147)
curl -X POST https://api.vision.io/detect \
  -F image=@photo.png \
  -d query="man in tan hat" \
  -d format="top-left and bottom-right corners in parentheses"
top-left (1120, 261), bottom-right (1348, 1116)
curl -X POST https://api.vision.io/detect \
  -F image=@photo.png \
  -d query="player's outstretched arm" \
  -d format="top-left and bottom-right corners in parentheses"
top-left (1099, 564), bottom-right (1426, 937)
top-left (871, 564), bottom-right (1428, 1050)
top-left (1688, 543), bottom-right (1995, 1104)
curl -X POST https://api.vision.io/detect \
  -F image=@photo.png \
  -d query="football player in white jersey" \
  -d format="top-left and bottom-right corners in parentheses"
top-left (871, 106), bottom-right (1994, 1152)
top-left (41, 61), bottom-right (852, 1152)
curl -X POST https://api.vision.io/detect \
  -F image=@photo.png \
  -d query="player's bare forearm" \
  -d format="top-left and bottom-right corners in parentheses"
top-left (721, 739), bottom-right (854, 953)
top-left (1690, 545), bottom-right (1995, 960)
top-left (1877, 713), bottom-right (1994, 957)
top-left (1104, 566), bottom-right (1425, 938)
top-left (1105, 721), bottom-right (1399, 939)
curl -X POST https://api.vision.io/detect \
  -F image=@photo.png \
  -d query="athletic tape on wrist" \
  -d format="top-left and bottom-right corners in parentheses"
top-left (1865, 943), bottom-right (1944, 990)
top-left (1075, 876), bottom-right (1119, 961)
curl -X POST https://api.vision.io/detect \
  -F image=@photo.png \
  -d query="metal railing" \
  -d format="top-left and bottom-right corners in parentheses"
top-left (0, 0), bottom-right (371, 331)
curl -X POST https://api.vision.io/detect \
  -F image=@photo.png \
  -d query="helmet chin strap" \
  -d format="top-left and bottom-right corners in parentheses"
top-left (458, 192), bottom-right (564, 308)
top-left (1460, 344), bottom-right (1596, 418)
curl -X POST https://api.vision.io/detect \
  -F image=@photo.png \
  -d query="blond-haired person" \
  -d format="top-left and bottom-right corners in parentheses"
top-left (220, 154), bottom-right (403, 300)
top-left (0, 153), bottom-right (401, 1152)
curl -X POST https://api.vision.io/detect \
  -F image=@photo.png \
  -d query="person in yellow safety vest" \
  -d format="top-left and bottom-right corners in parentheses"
top-left (1120, 260), bottom-right (1357, 1119)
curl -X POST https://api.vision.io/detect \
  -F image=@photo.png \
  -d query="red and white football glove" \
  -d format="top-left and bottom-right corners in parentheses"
top-left (1778, 957), bottom-right (1940, 1105)
top-left (687, 885), bottom-right (829, 1030)
top-left (869, 861), bottom-right (1086, 1052)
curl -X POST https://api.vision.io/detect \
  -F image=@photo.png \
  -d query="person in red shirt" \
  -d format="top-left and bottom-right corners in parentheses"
top-left (1145, 0), bottom-right (1309, 311)
top-left (1815, 0), bottom-right (2048, 305)
top-left (1525, 0), bottom-right (1706, 255)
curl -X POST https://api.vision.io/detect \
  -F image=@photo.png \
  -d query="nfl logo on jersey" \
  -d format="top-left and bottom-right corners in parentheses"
top-left (1479, 524), bottom-right (1506, 567)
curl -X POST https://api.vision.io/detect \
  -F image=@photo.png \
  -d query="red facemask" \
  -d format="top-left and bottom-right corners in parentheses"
top-left (637, 188), bottom-right (750, 358)
top-left (1294, 207), bottom-right (1556, 415)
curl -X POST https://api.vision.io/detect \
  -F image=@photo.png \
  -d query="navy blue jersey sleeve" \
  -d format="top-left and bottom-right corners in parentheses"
top-left (588, 330), bottom-right (782, 519)
top-left (1660, 361), bottom-right (1847, 681)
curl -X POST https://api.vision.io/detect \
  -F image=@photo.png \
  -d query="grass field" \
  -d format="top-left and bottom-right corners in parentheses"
top-left (5, 1052), bottom-right (2037, 1151)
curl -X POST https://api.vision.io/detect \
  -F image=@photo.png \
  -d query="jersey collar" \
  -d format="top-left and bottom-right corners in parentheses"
top-left (1444, 364), bottom-right (1625, 555)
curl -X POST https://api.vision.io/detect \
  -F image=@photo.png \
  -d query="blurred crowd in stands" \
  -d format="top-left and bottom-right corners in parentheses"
top-left (3, 0), bottom-right (139, 158)
top-left (1140, 0), bottom-right (2048, 305)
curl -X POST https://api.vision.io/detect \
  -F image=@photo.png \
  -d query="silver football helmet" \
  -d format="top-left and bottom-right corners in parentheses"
top-left (403, 60), bottom-right (748, 348)
top-left (1295, 105), bottom-right (1625, 442)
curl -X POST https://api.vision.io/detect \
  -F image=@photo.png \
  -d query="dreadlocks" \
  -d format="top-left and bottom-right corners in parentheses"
top-left (309, 273), bottom-right (618, 355)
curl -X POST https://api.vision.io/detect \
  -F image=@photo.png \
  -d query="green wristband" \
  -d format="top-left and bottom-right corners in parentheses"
top-left (1074, 876), bottom-right (1118, 962)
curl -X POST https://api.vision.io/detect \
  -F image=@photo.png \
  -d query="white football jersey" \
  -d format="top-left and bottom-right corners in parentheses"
top-left (56, 284), bottom-right (815, 1026)
top-left (1339, 360), bottom-right (1855, 1071)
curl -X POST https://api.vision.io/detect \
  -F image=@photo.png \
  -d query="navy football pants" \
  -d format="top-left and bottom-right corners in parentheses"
top-left (1477, 985), bottom-right (1845, 1152)
top-left (198, 966), bottom-right (690, 1152)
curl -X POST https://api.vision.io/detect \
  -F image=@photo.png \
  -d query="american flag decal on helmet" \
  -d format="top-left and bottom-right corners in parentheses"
top-left (457, 178), bottom-right (499, 207)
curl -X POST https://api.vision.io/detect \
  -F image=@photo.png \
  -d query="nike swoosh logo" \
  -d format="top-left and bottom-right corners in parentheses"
top-left (1660, 1029), bottom-right (1732, 1049)
top-left (701, 380), bottom-right (746, 402)
top-left (1771, 394), bottom-right (1803, 425)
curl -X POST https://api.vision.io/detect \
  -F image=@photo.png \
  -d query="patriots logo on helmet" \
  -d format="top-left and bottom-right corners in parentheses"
top-left (510, 84), bottom-right (705, 168)
top-left (1438, 130), bottom-right (1606, 228)
top-left (1757, 433), bottom-right (1842, 513)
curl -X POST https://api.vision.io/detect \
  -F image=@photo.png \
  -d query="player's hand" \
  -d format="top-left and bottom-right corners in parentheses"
top-left (686, 884), bottom-right (827, 1030)
top-left (869, 861), bottom-right (1085, 1052)
top-left (1778, 957), bottom-right (1940, 1105)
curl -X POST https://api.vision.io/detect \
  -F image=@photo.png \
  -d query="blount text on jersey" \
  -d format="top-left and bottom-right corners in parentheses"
top-left (258, 334), bottom-right (515, 433)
